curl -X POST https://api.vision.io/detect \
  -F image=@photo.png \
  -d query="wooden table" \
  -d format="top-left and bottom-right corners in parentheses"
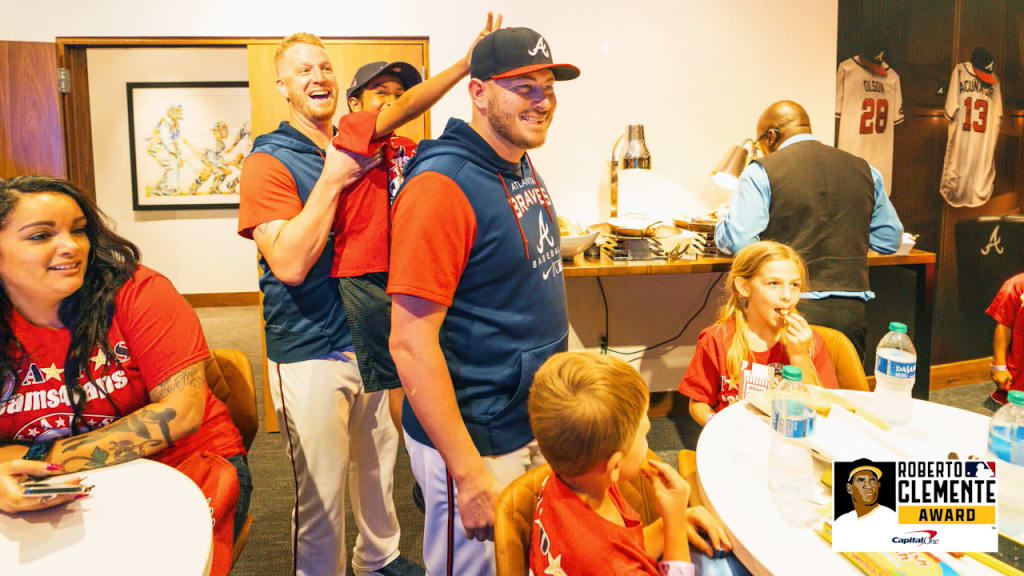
top-left (564, 249), bottom-right (937, 397)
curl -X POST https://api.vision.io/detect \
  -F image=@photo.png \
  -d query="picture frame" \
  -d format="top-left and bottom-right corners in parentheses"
top-left (127, 81), bottom-right (251, 210)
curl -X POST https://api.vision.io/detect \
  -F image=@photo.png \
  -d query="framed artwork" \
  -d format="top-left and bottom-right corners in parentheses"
top-left (127, 81), bottom-right (252, 210)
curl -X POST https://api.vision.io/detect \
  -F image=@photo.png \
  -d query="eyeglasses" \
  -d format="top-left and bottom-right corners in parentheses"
top-left (756, 128), bottom-right (777, 144)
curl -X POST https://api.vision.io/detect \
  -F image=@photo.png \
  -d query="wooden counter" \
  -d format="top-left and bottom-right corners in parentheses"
top-left (563, 248), bottom-right (935, 277)
top-left (564, 249), bottom-right (936, 398)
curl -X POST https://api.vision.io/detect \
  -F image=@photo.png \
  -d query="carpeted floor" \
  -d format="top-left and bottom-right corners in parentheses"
top-left (195, 305), bottom-right (1002, 575)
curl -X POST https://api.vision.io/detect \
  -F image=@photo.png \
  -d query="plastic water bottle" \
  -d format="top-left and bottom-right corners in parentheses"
top-left (771, 365), bottom-right (816, 440)
top-left (768, 365), bottom-right (816, 523)
top-left (988, 390), bottom-right (1024, 512)
top-left (874, 321), bottom-right (917, 426)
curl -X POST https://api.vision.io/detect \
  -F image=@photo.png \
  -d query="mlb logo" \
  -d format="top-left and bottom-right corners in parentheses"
top-left (964, 461), bottom-right (996, 478)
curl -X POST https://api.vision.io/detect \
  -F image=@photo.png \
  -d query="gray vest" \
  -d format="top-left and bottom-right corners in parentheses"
top-left (757, 139), bottom-right (874, 292)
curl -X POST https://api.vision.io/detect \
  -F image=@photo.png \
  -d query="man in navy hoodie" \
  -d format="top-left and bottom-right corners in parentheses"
top-left (238, 33), bottom-right (421, 576)
top-left (388, 27), bottom-right (579, 576)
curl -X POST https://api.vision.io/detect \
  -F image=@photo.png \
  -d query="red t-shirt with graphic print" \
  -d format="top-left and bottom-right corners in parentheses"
top-left (0, 266), bottom-right (244, 468)
top-left (529, 473), bottom-right (695, 576)
top-left (330, 110), bottom-right (417, 277)
top-left (986, 273), bottom-right (1024, 389)
top-left (678, 318), bottom-right (839, 412)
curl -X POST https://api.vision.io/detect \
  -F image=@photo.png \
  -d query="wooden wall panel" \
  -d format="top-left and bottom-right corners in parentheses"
top-left (839, 0), bottom-right (1023, 364)
top-left (0, 41), bottom-right (66, 179)
top-left (60, 46), bottom-right (96, 202)
top-left (246, 39), bottom-right (429, 141)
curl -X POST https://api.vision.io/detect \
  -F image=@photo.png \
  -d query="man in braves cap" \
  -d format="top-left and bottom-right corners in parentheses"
top-left (387, 26), bottom-right (578, 576)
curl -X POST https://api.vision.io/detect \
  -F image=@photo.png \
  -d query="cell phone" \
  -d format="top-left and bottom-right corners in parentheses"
top-left (21, 481), bottom-right (93, 497)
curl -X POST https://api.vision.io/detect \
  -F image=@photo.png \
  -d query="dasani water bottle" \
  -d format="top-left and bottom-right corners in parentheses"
top-left (874, 321), bottom-right (916, 426)
top-left (768, 365), bottom-right (816, 524)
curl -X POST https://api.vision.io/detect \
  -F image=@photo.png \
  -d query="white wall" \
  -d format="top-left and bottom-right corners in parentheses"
top-left (86, 48), bottom-right (255, 295)
top-left (2, 0), bottom-right (838, 390)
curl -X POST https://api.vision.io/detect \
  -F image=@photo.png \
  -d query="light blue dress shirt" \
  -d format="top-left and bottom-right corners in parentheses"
top-left (713, 134), bottom-right (904, 301)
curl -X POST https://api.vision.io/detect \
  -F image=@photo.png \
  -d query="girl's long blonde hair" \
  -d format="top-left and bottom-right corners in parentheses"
top-left (718, 241), bottom-right (809, 383)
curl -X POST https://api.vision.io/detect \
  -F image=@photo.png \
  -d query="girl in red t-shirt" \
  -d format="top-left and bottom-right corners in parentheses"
top-left (679, 241), bottom-right (838, 426)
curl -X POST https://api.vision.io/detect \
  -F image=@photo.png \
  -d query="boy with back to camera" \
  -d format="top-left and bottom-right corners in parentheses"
top-left (330, 13), bottom-right (501, 432)
top-left (528, 352), bottom-right (746, 576)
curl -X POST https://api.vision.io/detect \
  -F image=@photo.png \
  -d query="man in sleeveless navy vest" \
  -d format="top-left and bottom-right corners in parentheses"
top-left (238, 33), bottom-right (422, 576)
top-left (715, 100), bottom-right (904, 361)
top-left (387, 27), bottom-right (578, 576)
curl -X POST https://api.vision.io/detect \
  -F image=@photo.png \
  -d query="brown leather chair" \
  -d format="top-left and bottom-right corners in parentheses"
top-left (204, 348), bottom-right (258, 565)
top-left (809, 324), bottom-right (871, 391)
top-left (494, 450), bottom-right (662, 576)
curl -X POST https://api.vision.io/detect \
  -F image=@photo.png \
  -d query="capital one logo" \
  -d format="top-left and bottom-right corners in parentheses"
top-left (981, 225), bottom-right (1004, 255)
top-left (528, 36), bottom-right (550, 58)
top-left (537, 211), bottom-right (555, 254)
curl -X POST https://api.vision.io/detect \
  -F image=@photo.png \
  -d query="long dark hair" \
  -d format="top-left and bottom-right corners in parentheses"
top-left (0, 176), bottom-right (140, 433)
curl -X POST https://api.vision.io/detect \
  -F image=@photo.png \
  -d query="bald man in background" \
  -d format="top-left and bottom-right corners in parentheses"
top-left (715, 100), bottom-right (904, 360)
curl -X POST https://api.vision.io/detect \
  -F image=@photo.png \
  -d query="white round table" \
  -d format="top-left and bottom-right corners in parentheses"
top-left (0, 458), bottom-right (212, 575)
top-left (696, 392), bottom-right (1002, 576)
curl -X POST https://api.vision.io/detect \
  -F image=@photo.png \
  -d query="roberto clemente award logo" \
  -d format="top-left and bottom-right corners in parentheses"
top-left (831, 458), bottom-right (998, 552)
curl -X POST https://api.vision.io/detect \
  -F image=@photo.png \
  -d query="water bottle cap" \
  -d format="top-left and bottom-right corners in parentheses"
top-left (888, 322), bottom-right (907, 334)
top-left (1009, 390), bottom-right (1024, 406)
top-left (781, 365), bottom-right (802, 382)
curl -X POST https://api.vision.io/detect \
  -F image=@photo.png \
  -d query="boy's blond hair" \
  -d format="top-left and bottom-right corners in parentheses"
top-left (275, 32), bottom-right (325, 75)
top-left (528, 352), bottom-right (648, 477)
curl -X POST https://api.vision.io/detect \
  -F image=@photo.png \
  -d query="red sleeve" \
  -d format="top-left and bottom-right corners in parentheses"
top-left (114, 267), bottom-right (210, 390)
top-left (811, 332), bottom-right (840, 389)
top-left (237, 152), bottom-right (303, 239)
top-left (332, 110), bottom-right (383, 155)
top-left (678, 325), bottom-right (725, 407)
top-left (986, 275), bottom-right (1024, 328)
top-left (387, 171), bottom-right (476, 306)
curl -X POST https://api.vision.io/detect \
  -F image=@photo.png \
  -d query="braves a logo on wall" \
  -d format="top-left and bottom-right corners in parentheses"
top-left (980, 225), bottom-right (1004, 255)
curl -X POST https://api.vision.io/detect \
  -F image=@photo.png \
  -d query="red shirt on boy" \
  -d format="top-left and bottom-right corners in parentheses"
top-left (986, 273), bottom-right (1024, 393)
top-left (330, 110), bottom-right (417, 277)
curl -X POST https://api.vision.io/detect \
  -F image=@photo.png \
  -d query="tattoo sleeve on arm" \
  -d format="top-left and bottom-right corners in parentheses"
top-left (52, 362), bottom-right (205, 472)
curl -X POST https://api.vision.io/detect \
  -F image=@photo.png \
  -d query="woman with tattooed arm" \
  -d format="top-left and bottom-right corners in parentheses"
top-left (0, 176), bottom-right (249, 575)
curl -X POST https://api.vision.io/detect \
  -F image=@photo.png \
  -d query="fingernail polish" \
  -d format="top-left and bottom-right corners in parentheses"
top-left (46, 464), bottom-right (63, 471)
top-left (74, 494), bottom-right (88, 500)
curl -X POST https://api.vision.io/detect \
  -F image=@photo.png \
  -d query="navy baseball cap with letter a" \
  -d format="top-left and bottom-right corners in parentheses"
top-left (470, 27), bottom-right (580, 81)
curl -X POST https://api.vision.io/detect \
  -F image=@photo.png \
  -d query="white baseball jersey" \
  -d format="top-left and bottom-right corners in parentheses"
top-left (939, 62), bottom-right (1003, 207)
top-left (835, 56), bottom-right (905, 195)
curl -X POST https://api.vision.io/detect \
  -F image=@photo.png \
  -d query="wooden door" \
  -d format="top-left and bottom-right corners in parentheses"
top-left (246, 38), bottom-right (429, 432)
top-left (0, 41), bottom-right (66, 178)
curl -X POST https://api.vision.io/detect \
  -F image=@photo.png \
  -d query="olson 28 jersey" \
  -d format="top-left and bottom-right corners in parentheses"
top-left (835, 56), bottom-right (904, 195)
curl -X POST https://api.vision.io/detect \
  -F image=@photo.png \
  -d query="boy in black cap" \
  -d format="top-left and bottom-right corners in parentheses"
top-left (328, 13), bottom-right (501, 437)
